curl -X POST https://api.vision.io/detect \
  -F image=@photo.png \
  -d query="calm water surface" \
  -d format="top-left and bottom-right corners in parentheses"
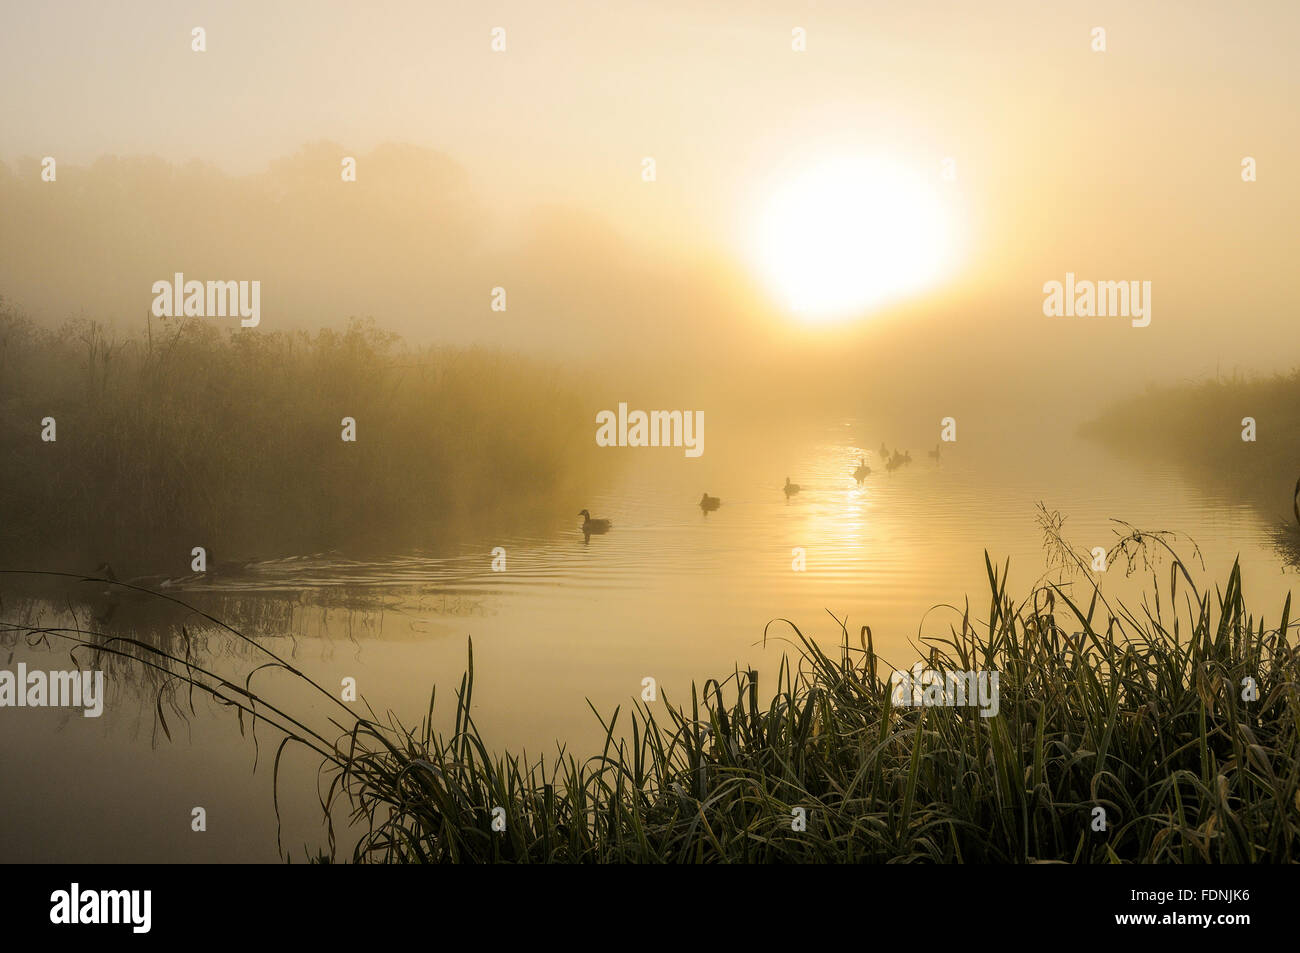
top-left (2, 420), bottom-right (1295, 861)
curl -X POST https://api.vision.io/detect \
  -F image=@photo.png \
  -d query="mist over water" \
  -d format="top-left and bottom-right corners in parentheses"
top-left (2, 410), bottom-right (1293, 861)
top-left (1, 0), bottom-right (1298, 868)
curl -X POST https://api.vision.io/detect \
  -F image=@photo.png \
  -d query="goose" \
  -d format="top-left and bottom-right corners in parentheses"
top-left (902, 450), bottom-right (912, 465)
top-left (96, 554), bottom-right (254, 591)
top-left (699, 493), bottom-right (721, 512)
top-left (927, 443), bottom-right (941, 462)
top-left (783, 477), bottom-right (801, 498)
top-left (92, 562), bottom-right (152, 587)
top-left (1294, 474), bottom-right (1300, 528)
top-left (879, 442), bottom-right (889, 459)
top-left (852, 457), bottom-right (871, 483)
top-left (578, 509), bottom-right (612, 541)
top-left (87, 563), bottom-right (159, 601)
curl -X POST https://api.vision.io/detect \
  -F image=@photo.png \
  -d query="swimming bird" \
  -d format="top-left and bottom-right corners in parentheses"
top-left (885, 454), bottom-right (901, 473)
top-left (902, 450), bottom-right (912, 465)
top-left (699, 493), bottom-right (721, 512)
top-left (87, 563), bottom-right (160, 601)
top-left (879, 442), bottom-right (889, 459)
top-left (93, 562), bottom-right (158, 587)
top-left (928, 443), bottom-right (941, 462)
top-left (579, 509), bottom-right (612, 542)
top-left (853, 457), bottom-right (871, 483)
top-left (783, 477), bottom-right (801, 498)
top-left (96, 555), bottom-right (250, 591)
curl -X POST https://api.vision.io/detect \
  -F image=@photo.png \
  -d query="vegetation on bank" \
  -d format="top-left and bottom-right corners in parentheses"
top-left (0, 300), bottom-right (603, 569)
top-left (10, 523), bottom-right (1299, 863)
top-left (1081, 368), bottom-right (1300, 528)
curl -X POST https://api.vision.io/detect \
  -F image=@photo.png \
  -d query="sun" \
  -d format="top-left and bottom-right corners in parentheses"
top-left (753, 157), bottom-right (956, 324)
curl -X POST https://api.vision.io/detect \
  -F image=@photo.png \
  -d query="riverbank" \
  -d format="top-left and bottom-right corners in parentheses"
top-left (15, 523), bottom-right (1297, 863)
top-left (1081, 369), bottom-right (1300, 531)
top-left (0, 304), bottom-right (611, 571)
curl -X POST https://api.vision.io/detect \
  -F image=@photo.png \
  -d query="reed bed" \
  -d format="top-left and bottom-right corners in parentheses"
top-left (4, 522), bottom-right (1299, 863)
top-left (1081, 368), bottom-right (1300, 532)
top-left (0, 302), bottom-right (602, 568)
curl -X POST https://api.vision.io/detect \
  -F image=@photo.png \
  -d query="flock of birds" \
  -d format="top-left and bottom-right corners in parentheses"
top-left (578, 442), bottom-right (946, 542)
top-left (93, 469), bottom-right (1300, 572)
top-left (847, 443), bottom-right (943, 482)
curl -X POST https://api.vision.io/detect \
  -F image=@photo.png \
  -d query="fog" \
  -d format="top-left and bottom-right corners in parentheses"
top-left (2, 0), bottom-right (1299, 869)
top-left (2, 0), bottom-right (1297, 428)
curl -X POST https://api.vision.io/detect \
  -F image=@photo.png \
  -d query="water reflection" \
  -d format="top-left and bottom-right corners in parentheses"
top-left (1, 420), bottom-right (1297, 861)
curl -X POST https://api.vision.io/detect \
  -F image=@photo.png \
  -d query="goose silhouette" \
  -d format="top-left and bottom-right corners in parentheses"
top-left (95, 556), bottom-right (250, 591)
top-left (699, 493), bottom-right (721, 512)
top-left (853, 457), bottom-right (871, 483)
top-left (1294, 475), bottom-right (1300, 528)
top-left (93, 562), bottom-right (151, 586)
top-left (579, 509), bottom-right (612, 542)
top-left (88, 563), bottom-right (161, 601)
top-left (928, 443), bottom-right (941, 462)
top-left (783, 477), bottom-right (801, 498)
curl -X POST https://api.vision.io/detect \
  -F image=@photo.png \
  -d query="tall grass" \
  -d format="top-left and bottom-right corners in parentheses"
top-left (4, 521), bottom-right (1298, 863)
top-left (1081, 368), bottom-right (1300, 531)
top-left (0, 301), bottom-right (604, 568)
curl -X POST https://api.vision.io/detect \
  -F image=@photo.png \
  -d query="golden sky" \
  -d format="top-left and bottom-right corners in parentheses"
top-left (1, 0), bottom-right (1296, 394)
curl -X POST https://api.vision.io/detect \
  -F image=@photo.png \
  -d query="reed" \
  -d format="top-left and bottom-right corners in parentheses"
top-left (4, 519), bottom-right (1297, 863)
top-left (0, 302), bottom-right (604, 568)
top-left (1082, 368), bottom-right (1300, 535)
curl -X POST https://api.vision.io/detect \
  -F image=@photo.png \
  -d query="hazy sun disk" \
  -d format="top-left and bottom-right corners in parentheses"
top-left (756, 158), bottom-right (955, 323)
